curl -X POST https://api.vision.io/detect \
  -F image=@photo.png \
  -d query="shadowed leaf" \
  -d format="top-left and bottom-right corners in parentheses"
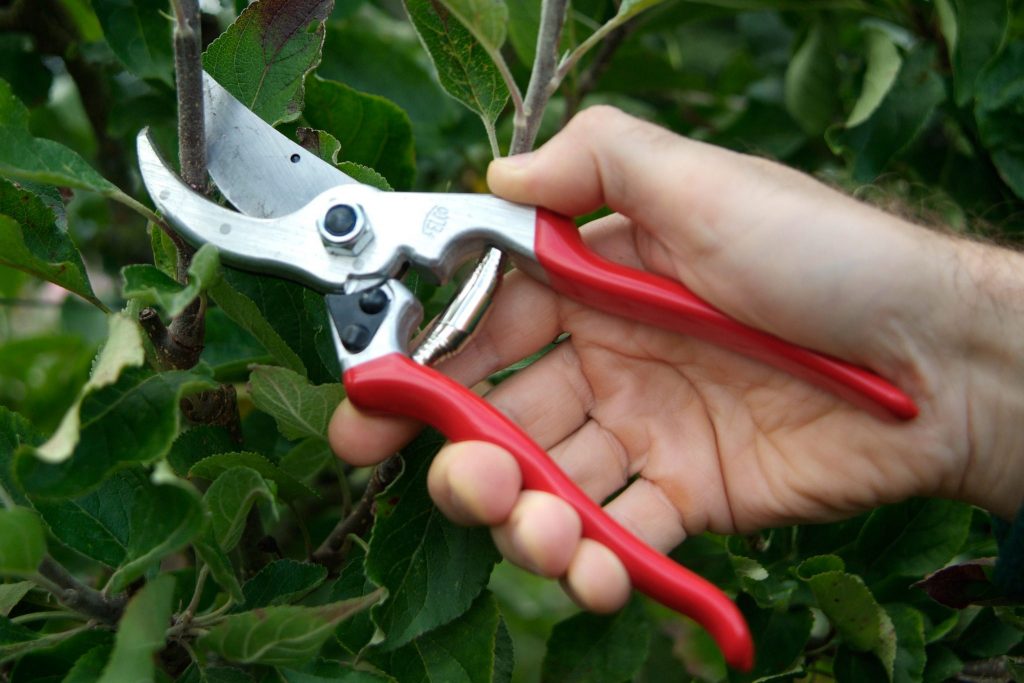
top-left (97, 574), bottom-right (176, 683)
top-left (0, 508), bottom-right (46, 575)
top-left (92, 0), bottom-right (174, 85)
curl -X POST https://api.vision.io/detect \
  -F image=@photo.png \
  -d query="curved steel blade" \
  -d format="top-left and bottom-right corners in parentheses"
top-left (203, 72), bottom-right (356, 218)
top-left (138, 129), bottom-right (353, 291)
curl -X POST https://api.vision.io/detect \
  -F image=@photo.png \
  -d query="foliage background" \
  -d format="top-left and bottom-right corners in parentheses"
top-left (0, 0), bottom-right (1022, 681)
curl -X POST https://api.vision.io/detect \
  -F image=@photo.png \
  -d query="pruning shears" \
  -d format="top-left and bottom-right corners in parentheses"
top-left (137, 75), bottom-right (919, 672)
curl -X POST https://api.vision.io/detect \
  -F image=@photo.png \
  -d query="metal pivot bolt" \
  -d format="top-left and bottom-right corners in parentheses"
top-left (319, 203), bottom-right (372, 254)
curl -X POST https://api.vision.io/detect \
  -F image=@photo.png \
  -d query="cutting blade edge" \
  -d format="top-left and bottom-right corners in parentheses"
top-left (203, 72), bottom-right (357, 218)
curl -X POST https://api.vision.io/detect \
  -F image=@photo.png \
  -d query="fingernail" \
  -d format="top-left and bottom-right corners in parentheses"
top-left (493, 152), bottom-right (534, 169)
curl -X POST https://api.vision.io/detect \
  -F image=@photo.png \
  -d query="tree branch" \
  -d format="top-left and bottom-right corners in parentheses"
top-left (511, 0), bottom-right (570, 154)
top-left (311, 455), bottom-right (403, 569)
top-left (37, 557), bottom-right (126, 624)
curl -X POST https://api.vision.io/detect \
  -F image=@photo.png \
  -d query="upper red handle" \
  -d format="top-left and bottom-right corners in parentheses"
top-left (344, 353), bottom-right (755, 671)
top-left (534, 209), bottom-right (918, 420)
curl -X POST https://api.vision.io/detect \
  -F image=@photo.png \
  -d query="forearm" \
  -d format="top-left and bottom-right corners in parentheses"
top-left (946, 237), bottom-right (1024, 520)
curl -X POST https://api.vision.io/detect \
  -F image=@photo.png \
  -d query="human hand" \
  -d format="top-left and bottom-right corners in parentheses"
top-left (329, 106), bottom-right (1024, 612)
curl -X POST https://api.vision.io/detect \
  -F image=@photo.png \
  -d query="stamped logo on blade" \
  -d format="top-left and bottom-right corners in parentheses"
top-left (422, 206), bottom-right (449, 236)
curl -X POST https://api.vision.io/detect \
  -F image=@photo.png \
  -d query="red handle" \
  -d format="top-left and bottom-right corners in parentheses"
top-left (344, 353), bottom-right (755, 671)
top-left (534, 209), bottom-right (918, 420)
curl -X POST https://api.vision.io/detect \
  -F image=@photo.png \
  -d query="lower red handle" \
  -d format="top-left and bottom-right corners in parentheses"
top-left (534, 209), bottom-right (918, 420)
top-left (344, 353), bottom-right (755, 671)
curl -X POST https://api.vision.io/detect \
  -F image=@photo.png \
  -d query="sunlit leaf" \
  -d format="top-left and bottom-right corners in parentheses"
top-left (203, 0), bottom-right (333, 125)
top-left (440, 0), bottom-right (508, 53)
top-left (33, 314), bottom-right (145, 464)
top-left (403, 0), bottom-right (509, 125)
top-left (845, 28), bottom-right (901, 128)
top-left (96, 574), bottom-right (176, 683)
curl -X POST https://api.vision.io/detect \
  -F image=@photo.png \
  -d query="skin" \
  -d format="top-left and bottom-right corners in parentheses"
top-left (329, 106), bottom-right (1024, 613)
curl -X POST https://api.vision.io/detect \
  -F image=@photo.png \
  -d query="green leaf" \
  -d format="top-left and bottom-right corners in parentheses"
top-left (61, 643), bottom-right (111, 683)
top-left (302, 75), bottom-right (415, 190)
top-left (784, 20), bottom-right (838, 135)
top-left (615, 0), bottom-right (668, 22)
top-left (105, 477), bottom-right (204, 593)
top-left (33, 314), bottom-right (145, 464)
top-left (198, 592), bottom-right (383, 666)
top-left (16, 369), bottom-right (217, 498)
top-left (279, 438), bottom-right (334, 482)
top-left (856, 499), bottom-right (972, 580)
top-left (204, 466), bottom-right (276, 552)
top-left (731, 595), bottom-right (812, 683)
top-left (0, 615), bottom-right (48, 662)
top-left (279, 662), bottom-right (394, 682)
top-left (31, 468), bottom-right (140, 568)
top-left (235, 559), bottom-right (327, 611)
top-left (403, 0), bottom-right (510, 125)
top-left (121, 243), bottom-right (220, 317)
top-left (190, 451), bottom-right (316, 502)
top-left (366, 436), bottom-right (500, 649)
top-left (540, 596), bottom-right (651, 683)
top-left (950, 0), bottom-right (1009, 105)
top-left (0, 178), bottom-right (99, 308)
top-left (5, 629), bottom-right (112, 679)
top-left (0, 508), bottom-right (45, 575)
top-left (210, 269), bottom-right (338, 382)
top-left (336, 161), bottom-right (393, 194)
top-left (886, 604), bottom-right (926, 683)
top-left (0, 407), bottom-right (40, 506)
top-left (203, 0), bottom-right (333, 125)
top-left (975, 42), bottom-right (1024, 199)
top-left (440, 0), bottom-right (508, 53)
top-left (248, 365), bottom-right (344, 442)
top-left (167, 426), bottom-right (238, 478)
top-left (330, 543), bottom-right (378, 654)
top-left (0, 79), bottom-right (117, 195)
top-left (846, 27), bottom-right (902, 127)
top-left (92, 0), bottom-right (174, 86)
top-left (193, 530), bottom-right (245, 605)
top-left (368, 591), bottom-right (509, 682)
top-left (178, 664), bottom-right (257, 683)
top-left (831, 46), bottom-right (944, 181)
top-left (296, 127), bottom-right (395, 189)
top-left (0, 34), bottom-right (52, 106)
top-left (96, 574), bottom-right (176, 683)
top-left (0, 582), bottom-right (32, 616)
top-left (801, 569), bottom-right (896, 675)
top-left (923, 645), bottom-right (963, 683)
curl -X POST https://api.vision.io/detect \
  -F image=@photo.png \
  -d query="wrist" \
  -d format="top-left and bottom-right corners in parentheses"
top-left (945, 239), bottom-right (1024, 520)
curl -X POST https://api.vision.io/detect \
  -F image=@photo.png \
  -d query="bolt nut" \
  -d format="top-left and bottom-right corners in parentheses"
top-left (318, 203), bottom-right (372, 255)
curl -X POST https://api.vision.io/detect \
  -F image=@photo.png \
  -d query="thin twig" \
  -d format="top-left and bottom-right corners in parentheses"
top-left (10, 610), bottom-right (89, 625)
top-left (311, 455), bottom-right (403, 569)
top-left (512, 0), bottom-right (570, 153)
top-left (171, 0), bottom-right (206, 195)
top-left (36, 557), bottom-right (126, 624)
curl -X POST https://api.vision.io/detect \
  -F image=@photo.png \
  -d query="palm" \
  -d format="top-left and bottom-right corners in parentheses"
top-left (515, 296), bottom-right (949, 544)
